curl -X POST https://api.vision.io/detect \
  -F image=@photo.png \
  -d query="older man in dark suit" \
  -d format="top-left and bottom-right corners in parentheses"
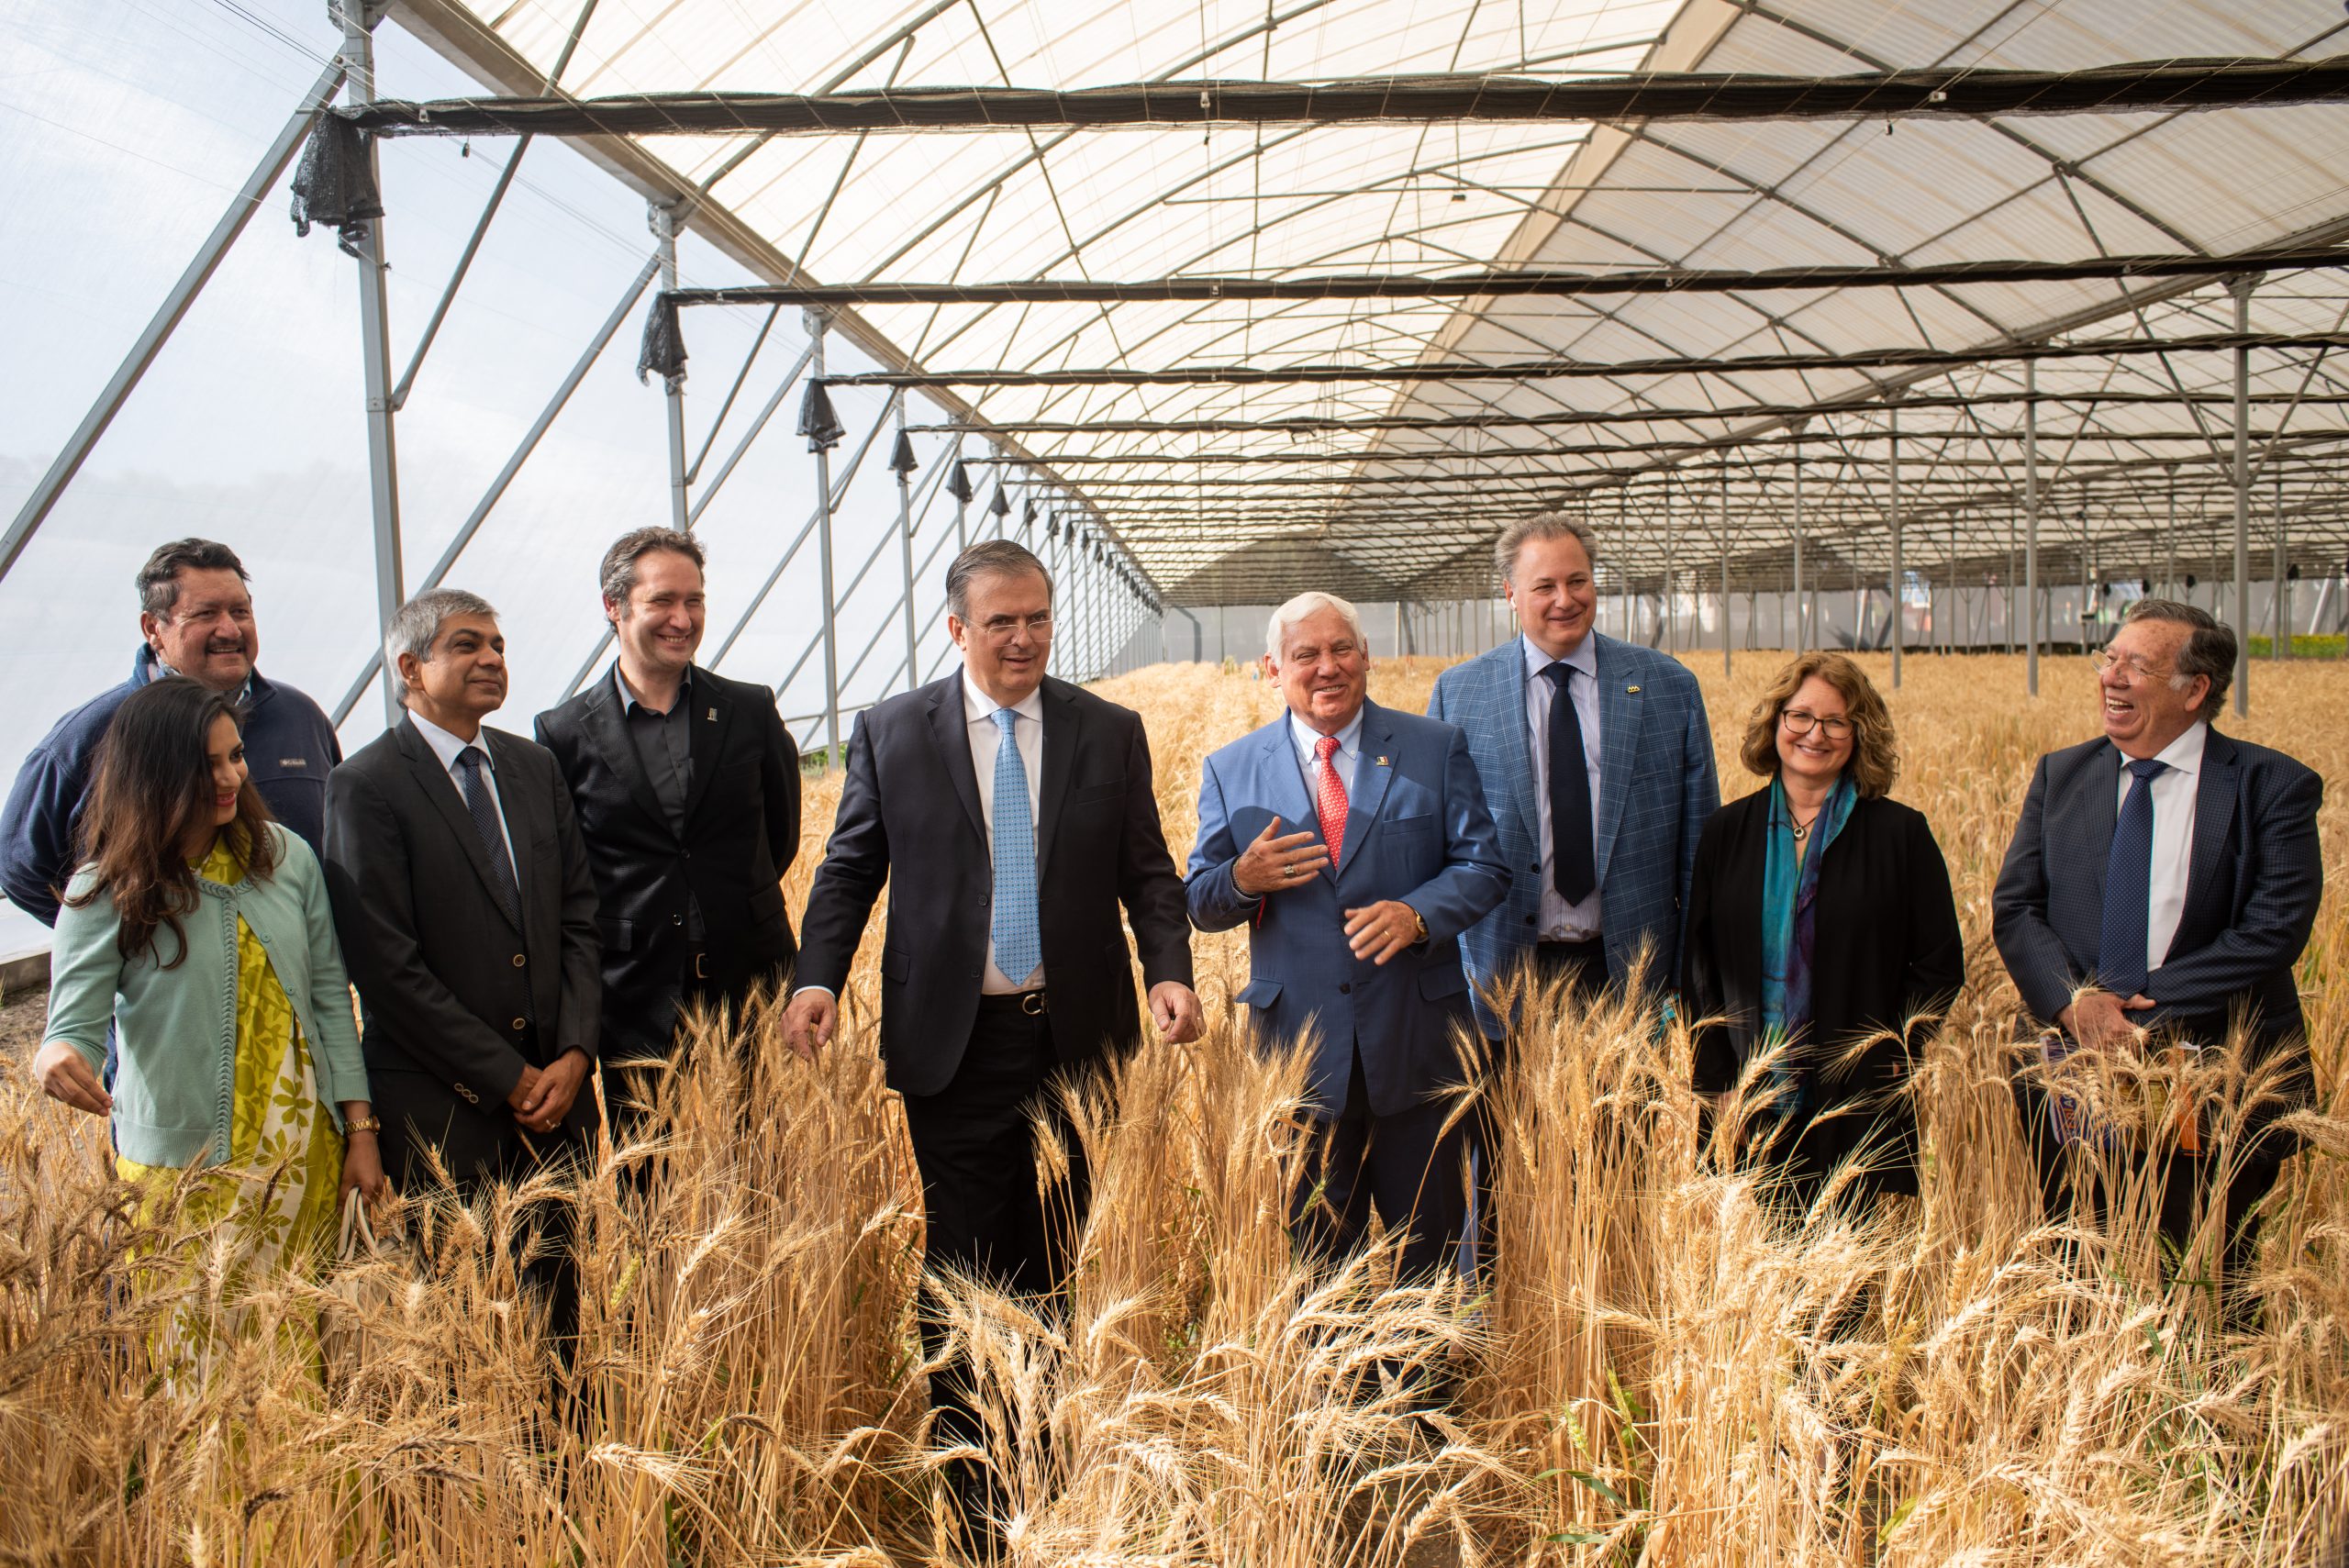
top-left (324, 588), bottom-right (601, 1339)
top-left (1994, 597), bottom-right (2322, 1297)
top-left (781, 539), bottom-right (1199, 1545)
top-left (537, 528), bottom-right (799, 1129)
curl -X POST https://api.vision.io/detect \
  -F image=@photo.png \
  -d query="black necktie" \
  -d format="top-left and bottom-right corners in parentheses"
top-left (1542, 662), bottom-right (1597, 904)
top-left (2097, 757), bottom-right (2169, 999)
top-left (454, 745), bottom-right (522, 926)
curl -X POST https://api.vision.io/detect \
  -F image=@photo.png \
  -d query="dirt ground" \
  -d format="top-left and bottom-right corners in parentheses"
top-left (1, 981), bottom-right (46, 1065)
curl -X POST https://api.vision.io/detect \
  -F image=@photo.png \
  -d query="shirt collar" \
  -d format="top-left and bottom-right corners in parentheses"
top-left (962, 667), bottom-right (1046, 727)
top-left (409, 709), bottom-right (488, 772)
top-left (1521, 631), bottom-right (1597, 684)
top-left (1290, 703), bottom-right (1365, 762)
top-left (2122, 719), bottom-right (2209, 777)
top-left (153, 654), bottom-right (254, 706)
top-left (614, 662), bottom-right (692, 717)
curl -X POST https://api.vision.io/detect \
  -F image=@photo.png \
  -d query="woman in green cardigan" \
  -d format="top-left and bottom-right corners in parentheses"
top-left (34, 677), bottom-right (383, 1306)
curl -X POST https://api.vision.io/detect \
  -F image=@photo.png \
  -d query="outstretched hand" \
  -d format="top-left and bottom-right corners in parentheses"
top-left (1234, 816), bottom-right (1330, 896)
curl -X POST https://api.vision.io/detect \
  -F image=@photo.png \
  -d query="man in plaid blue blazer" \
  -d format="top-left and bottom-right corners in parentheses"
top-left (1429, 514), bottom-right (1720, 1036)
top-left (1994, 597), bottom-right (2321, 1303)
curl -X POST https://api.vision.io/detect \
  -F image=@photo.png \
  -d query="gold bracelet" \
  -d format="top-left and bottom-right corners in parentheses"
top-left (344, 1116), bottom-right (383, 1137)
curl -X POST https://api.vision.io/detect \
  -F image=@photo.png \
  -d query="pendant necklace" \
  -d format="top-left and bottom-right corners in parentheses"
top-left (1787, 806), bottom-right (1820, 843)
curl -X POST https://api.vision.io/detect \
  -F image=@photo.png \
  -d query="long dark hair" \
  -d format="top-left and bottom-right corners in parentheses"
top-left (65, 677), bottom-right (276, 966)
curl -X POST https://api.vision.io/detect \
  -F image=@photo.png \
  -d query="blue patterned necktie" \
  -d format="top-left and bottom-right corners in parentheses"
top-left (988, 708), bottom-right (1042, 986)
top-left (2096, 757), bottom-right (2169, 999)
top-left (454, 745), bottom-right (522, 927)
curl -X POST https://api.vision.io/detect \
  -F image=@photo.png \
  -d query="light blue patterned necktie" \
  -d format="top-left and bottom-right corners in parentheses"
top-left (989, 707), bottom-right (1041, 986)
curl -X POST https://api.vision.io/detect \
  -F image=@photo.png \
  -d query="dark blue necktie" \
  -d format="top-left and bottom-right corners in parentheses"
top-left (1542, 662), bottom-right (1597, 904)
top-left (2096, 757), bottom-right (2169, 999)
top-left (454, 745), bottom-right (522, 927)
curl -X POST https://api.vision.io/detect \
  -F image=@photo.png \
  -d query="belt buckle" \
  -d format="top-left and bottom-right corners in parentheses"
top-left (693, 952), bottom-right (711, 981)
top-left (1019, 991), bottom-right (1047, 1017)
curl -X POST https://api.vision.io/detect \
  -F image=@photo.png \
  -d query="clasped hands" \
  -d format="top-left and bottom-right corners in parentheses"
top-left (507, 1048), bottom-right (591, 1134)
top-left (1235, 817), bottom-right (1421, 964)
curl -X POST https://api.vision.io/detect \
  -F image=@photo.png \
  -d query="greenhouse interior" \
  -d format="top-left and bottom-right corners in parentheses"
top-left (3, 0), bottom-right (2347, 1562)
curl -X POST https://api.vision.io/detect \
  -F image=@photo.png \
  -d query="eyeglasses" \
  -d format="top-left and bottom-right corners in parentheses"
top-left (1780, 708), bottom-right (1852, 740)
top-left (979, 612), bottom-right (1052, 641)
top-left (2091, 649), bottom-right (2175, 683)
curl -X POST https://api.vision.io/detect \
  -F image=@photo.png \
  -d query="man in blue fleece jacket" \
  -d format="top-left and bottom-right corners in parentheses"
top-left (1, 538), bottom-right (341, 925)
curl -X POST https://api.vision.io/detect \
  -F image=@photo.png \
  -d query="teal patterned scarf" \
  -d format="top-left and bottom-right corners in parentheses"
top-left (1758, 772), bottom-right (1857, 1114)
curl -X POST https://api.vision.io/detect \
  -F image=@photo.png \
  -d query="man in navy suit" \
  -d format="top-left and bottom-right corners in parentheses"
top-left (1428, 513), bottom-right (1719, 1031)
top-left (1190, 592), bottom-right (1508, 1275)
top-left (1994, 597), bottom-right (2322, 1293)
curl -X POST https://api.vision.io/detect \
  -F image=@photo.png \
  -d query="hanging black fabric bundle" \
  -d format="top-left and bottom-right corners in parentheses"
top-left (887, 429), bottom-right (918, 475)
top-left (796, 380), bottom-right (845, 452)
top-left (637, 293), bottom-right (687, 384)
top-left (289, 116), bottom-right (384, 257)
top-left (945, 459), bottom-right (974, 503)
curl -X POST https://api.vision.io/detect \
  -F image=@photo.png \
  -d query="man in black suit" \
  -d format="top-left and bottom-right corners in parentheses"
top-left (324, 588), bottom-right (601, 1336)
top-left (536, 528), bottom-right (799, 1129)
top-left (781, 539), bottom-right (1200, 1540)
top-left (1994, 597), bottom-right (2322, 1297)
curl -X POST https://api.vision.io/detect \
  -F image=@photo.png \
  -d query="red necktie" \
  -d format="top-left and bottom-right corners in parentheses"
top-left (1314, 734), bottom-right (1348, 869)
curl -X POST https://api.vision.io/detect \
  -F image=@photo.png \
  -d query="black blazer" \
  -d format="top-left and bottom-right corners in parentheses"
top-left (796, 672), bottom-right (1194, 1097)
top-left (535, 663), bottom-right (800, 1060)
top-left (1682, 788), bottom-right (1965, 1188)
top-left (1993, 728), bottom-right (2321, 1109)
top-left (323, 717), bottom-right (602, 1184)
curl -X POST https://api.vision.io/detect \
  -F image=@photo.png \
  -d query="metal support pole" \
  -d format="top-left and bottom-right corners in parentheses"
top-left (1394, 599), bottom-right (1405, 657)
top-left (2273, 469), bottom-right (2288, 662)
top-left (1791, 431), bottom-right (1805, 651)
top-left (2164, 465), bottom-right (2177, 601)
top-left (893, 395), bottom-right (920, 691)
top-left (0, 57), bottom-right (348, 589)
top-left (338, 4), bottom-right (407, 726)
top-left (809, 313), bottom-right (843, 763)
top-left (652, 203), bottom-right (690, 528)
top-left (2232, 275), bottom-right (2256, 716)
top-left (1720, 464), bottom-right (1731, 679)
top-left (2025, 360), bottom-right (2041, 697)
top-left (1664, 483), bottom-right (1677, 654)
top-left (1889, 402), bottom-right (1903, 687)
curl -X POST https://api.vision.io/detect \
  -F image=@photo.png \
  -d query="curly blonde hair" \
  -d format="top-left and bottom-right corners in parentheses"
top-left (1737, 651), bottom-right (1898, 798)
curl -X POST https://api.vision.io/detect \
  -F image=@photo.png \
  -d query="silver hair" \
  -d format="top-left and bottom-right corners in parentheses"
top-left (946, 539), bottom-right (1053, 620)
top-left (1495, 511), bottom-right (1600, 584)
top-left (384, 588), bottom-right (498, 702)
top-left (2121, 596), bottom-right (2236, 720)
top-left (1265, 591), bottom-right (1367, 661)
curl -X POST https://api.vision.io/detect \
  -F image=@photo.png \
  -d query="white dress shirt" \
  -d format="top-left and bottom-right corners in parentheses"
top-left (408, 709), bottom-right (521, 884)
top-left (965, 670), bottom-right (1047, 993)
top-left (1521, 633), bottom-right (1603, 941)
top-left (1288, 705), bottom-right (1365, 806)
top-left (2118, 720), bottom-right (2206, 975)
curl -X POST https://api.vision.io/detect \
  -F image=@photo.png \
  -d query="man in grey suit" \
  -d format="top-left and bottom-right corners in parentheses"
top-left (1429, 512), bottom-right (1720, 1028)
top-left (1993, 597), bottom-right (2321, 1295)
top-left (324, 589), bottom-right (602, 1340)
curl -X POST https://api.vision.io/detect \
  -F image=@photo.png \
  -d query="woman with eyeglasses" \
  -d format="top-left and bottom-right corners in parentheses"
top-left (1680, 651), bottom-right (1965, 1211)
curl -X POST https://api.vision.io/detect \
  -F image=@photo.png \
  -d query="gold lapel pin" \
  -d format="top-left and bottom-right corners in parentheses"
top-left (706, 706), bottom-right (718, 721)
top-left (1626, 684), bottom-right (1642, 695)
top-left (1375, 755), bottom-right (1389, 766)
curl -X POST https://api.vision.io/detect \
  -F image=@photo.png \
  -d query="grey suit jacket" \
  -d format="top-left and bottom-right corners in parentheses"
top-left (323, 716), bottom-right (602, 1179)
top-left (1993, 727), bottom-right (2322, 1118)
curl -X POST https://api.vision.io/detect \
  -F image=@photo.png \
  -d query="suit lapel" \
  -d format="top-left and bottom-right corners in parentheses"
top-left (1034, 680), bottom-right (1082, 883)
top-left (925, 675), bottom-right (986, 845)
top-left (681, 667), bottom-right (727, 825)
top-left (1590, 635), bottom-right (1644, 878)
top-left (1490, 643), bottom-right (1538, 841)
top-left (581, 670), bottom-right (669, 832)
top-left (396, 718), bottom-right (524, 936)
top-left (1336, 701), bottom-right (1396, 884)
top-left (484, 728), bottom-right (535, 909)
top-left (2182, 728), bottom-right (2239, 926)
top-left (2076, 743), bottom-right (2123, 899)
top-left (1261, 718), bottom-right (1319, 872)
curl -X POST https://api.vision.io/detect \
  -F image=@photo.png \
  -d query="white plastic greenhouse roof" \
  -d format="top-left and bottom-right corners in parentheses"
top-left (386, 0), bottom-right (2349, 605)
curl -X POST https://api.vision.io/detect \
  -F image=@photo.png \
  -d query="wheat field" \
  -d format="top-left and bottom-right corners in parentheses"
top-left (3, 651), bottom-right (2344, 1566)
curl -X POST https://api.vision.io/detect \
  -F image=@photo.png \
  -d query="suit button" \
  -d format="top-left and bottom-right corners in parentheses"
top-left (1529, 863), bottom-right (1540, 873)
top-left (511, 953), bottom-right (527, 968)
top-left (1524, 915), bottom-right (1535, 927)
top-left (511, 1017), bottom-right (527, 1031)
top-left (672, 915), bottom-right (684, 926)
top-left (1339, 982), bottom-right (1352, 995)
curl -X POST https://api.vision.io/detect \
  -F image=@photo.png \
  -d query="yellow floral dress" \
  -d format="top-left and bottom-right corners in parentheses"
top-left (117, 840), bottom-right (346, 1372)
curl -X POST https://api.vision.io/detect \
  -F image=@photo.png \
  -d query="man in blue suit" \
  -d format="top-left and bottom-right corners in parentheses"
top-left (1428, 513), bottom-right (1719, 1031)
top-left (1994, 597), bottom-right (2321, 1296)
top-left (1190, 592), bottom-right (1508, 1275)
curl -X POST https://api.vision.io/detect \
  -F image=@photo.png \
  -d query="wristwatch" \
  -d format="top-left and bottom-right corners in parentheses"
top-left (1409, 907), bottom-right (1428, 944)
top-left (344, 1116), bottom-right (383, 1137)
